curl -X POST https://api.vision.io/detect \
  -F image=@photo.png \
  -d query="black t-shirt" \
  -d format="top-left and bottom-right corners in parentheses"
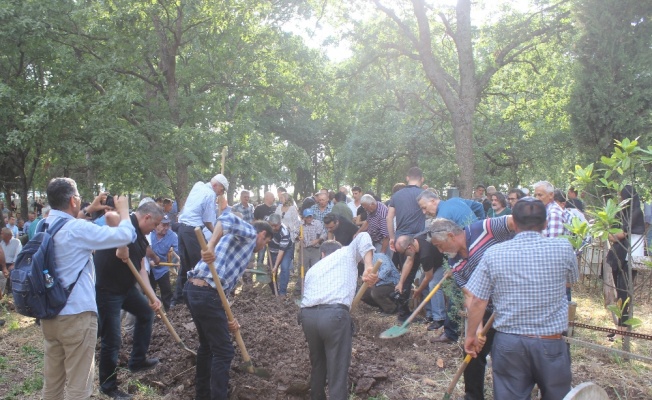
top-left (356, 205), bottom-right (367, 222)
top-left (414, 237), bottom-right (445, 272)
top-left (95, 213), bottom-right (149, 295)
top-left (332, 218), bottom-right (359, 246)
top-left (254, 203), bottom-right (276, 221)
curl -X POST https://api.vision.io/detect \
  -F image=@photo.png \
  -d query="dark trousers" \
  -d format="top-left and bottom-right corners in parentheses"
top-left (97, 286), bottom-right (154, 393)
top-left (397, 253), bottom-right (420, 320)
top-left (184, 281), bottom-right (234, 400)
top-left (149, 270), bottom-right (173, 312)
top-left (463, 310), bottom-right (496, 400)
top-left (361, 284), bottom-right (396, 314)
top-left (300, 305), bottom-right (353, 400)
top-left (443, 284), bottom-right (464, 341)
top-left (492, 332), bottom-right (571, 400)
top-left (173, 224), bottom-right (202, 304)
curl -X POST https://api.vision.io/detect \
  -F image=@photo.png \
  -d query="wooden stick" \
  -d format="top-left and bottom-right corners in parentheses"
top-left (350, 260), bottom-right (383, 312)
top-left (267, 246), bottom-right (278, 296)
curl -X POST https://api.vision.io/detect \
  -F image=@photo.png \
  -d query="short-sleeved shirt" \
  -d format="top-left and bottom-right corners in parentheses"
top-left (374, 253), bottom-right (401, 286)
top-left (150, 229), bottom-right (179, 280)
top-left (178, 181), bottom-right (217, 227)
top-left (413, 237), bottom-right (445, 273)
top-left (366, 202), bottom-right (389, 243)
top-left (254, 203), bottom-right (276, 221)
top-left (437, 198), bottom-right (479, 227)
top-left (466, 231), bottom-right (579, 335)
top-left (310, 203), bottom-right (333, 222)
top-left (389, 185), bottom-right (425, 237)
top-left (269, 224), bottom-right (292, 254)
top-left (448, 216), bottom-right (513, 288)
top-left (232, 202), bottom-right (254, 223)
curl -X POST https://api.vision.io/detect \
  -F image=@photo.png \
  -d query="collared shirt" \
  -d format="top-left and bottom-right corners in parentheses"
top-left (178, 181), bottom-right (217, 227)
top-left (348, 201), bottom-right (361, 218)
top-left (366, 202), bottom-right (389, 243)
top-left (187, 213), bottom-right (257, 292)
top-left (150, 229), bottom-right (179, 280)
top-left (374, 253), bottom-right (400, 287)
top-left (301, 232), bottom-right (374, 308)
top-left (269, 224), bottom-right (292, 253)
top-left (437, 198), bottom-right (480, 227)
top-left (1, 237), bottom-right (22, 263)
top-left (449, 216), bottom-right (513, 288)
top-left (232, 202), bottom-right (254, 223)
top-left (310, 203), bottom-right (333, 222)
top-left (47, 210), bottom-right (136, 315)
top-left (302, 220), bottom-right (326, 247)
top-left (543, 201), bottom-right (568, 238)
top-left (7, 224), bottom-right (18, 238)
top-left (466, 231), bottom-right (579, 335)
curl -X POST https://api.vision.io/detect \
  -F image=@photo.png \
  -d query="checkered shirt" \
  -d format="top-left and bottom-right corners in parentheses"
top-left (232, 202), bottom-right (254, 223)
top-left (465, 231), bottom-right (579, 335)
top-left (310, 203), bottom-right (333, 222)
top-left (542, 201), bottom-right (569, 238)
top-left (187, 213), bottom-right (257, 292)
top-left (302, 219), bottom-right (326, 247)
top-left (301, 232), bottom-right (374, 308)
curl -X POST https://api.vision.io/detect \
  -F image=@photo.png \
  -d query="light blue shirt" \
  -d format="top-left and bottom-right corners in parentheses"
top-left (46, 210), bottom-right (136, 316)
top-left (178, 182), bottom-right (217, 227)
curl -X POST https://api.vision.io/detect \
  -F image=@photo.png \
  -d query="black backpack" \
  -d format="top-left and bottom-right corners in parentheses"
top-left (11, 217), bottom-right (82, 319)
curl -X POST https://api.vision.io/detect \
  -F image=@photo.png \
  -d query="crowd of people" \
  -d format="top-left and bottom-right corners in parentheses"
top-left (0, 167), bottom-right (648, 400)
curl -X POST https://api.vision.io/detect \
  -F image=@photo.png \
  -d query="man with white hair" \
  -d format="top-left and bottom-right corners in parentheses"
top-left (357, 194), bottom-right (390, 256)
top-left (533, 181), bottom-right (568, 238)
top-left (171, 174), bottom-right (229, 307)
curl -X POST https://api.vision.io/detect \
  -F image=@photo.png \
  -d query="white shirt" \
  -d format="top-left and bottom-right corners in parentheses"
top-left (301, 232), bottom-right (374, 308)
top-left (47, 210), bottom-right (136, 315)
top-left (1, 237), bottom-right (22, 264)
top-left (178, 181), bottom-right (217, 227)
top-left (347, 201), bottom-right (360, 217)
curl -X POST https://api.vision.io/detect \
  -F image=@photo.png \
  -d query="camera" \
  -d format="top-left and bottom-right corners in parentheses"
top-left (105, 194), bottom-right (115, 208)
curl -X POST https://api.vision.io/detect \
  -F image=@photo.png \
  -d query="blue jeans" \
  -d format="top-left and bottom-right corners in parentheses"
top-left (97, 286), bottom-right (154, 393)
top-left (428, 266), bottom-right (446, 321)
top-left (184, 281), bottom-right (234, 400)
top-left (271, 242), bottom-right (294, 295)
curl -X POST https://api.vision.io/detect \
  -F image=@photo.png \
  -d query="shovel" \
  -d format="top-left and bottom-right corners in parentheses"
top-left (294, 227), bottom-right (305, 306)
top-left (125, 259), bottom-right (196, 356)
top-left (379, 269), bottom-right (452, 339)
top-left (267, 246), bottom-right (278, 296)
top-left (350, 260), bottom-right (383, 312)
top-left (443, 313), bottom-right (496, 400)
top-left (194, 228), bottom-right (271, 378)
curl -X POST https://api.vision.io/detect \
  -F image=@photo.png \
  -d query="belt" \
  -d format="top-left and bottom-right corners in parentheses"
top-left (524, 334), bottom-right (563, 340)
top-left (189, 278), bottom-right (210, 287)
top-left (304, 303), bottom-right (349, 312)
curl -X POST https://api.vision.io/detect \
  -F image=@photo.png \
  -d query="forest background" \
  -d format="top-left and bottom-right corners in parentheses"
top-left (1, 0), bottom-right (651, 215)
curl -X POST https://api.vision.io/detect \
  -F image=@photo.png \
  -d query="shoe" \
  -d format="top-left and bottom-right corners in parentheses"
top-left (430, 333), bottom-right (454, 344)
top-left (0, 320), bottom-right (5, 327)
top-left (129, 358), bottom-right (160, 373)
top-left (100, 388), bottom-right (132, 399)
top-left (427, 320), bottom-right (444, 331)
top-left (424, 316), bottom-right (434, 323)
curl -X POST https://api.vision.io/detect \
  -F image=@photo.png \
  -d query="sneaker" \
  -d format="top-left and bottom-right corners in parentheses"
top-left (129, 358), bottom-right (159, 373)
top-left (101, 388), bottom-right (133, 399)
top-left (427, 320), bottom-right (445, 331)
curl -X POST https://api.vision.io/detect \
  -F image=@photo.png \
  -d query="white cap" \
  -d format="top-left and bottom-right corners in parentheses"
top-left (213, 174), bottom-right (229, 191)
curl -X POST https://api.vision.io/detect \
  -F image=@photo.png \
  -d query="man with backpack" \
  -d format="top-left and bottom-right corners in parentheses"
top-left (38, 178), bottom-right (136, 400)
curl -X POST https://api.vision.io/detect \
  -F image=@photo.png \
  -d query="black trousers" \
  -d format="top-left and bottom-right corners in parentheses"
top-left (173, 224), bottom-right (202, 305)
top-left (463, 309), bottom-right (495, 400)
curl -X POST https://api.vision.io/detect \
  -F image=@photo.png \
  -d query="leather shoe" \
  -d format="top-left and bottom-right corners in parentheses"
top-left (427, 320), bottom-right (444, 331)
top-left (100, 388), bottom-right (132, 399)
top-left (430, 332), bottom-right (454, 344)
top-left (129, 358), bottom-right (159, 373)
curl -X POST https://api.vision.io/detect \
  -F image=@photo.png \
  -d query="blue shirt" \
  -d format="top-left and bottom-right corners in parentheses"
top-left (187, 214), bottom-right (257, 292)
top-left (47, 210), bottom-right (136, 316)
top-left (232, 202), bottom-right (254, 223)
top-left (178, 181), bottom-right (217, 227)
top-left (374, 253), bottom-right (400, 287)
top-left (466, 231), bottom-right (579, 335)
top-left (149, 229), bottom-right (179, 280)
top-left (437, 198), bottom-right (480, 227)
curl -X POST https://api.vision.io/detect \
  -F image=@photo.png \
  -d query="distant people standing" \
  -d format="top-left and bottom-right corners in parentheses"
top-left (566, 187), bottom-right (585, 213)
top-left (232, 190), bottom-right (255, 224)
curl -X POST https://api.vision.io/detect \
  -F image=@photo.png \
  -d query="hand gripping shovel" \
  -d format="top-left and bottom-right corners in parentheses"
top-left (379, 269), bottom-right (452, 339)
top-left (194, 228), bottom-right (271, 378)
top-left (350, 259), bottom-right (383, 312)
top-left (442, 312), bottom-right (496, 400)
top-left (125, 259), bottom-right (196, 356)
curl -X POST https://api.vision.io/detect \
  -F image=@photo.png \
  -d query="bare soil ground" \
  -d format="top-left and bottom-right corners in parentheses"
top-left (1, 278), bottom-right (651, 399)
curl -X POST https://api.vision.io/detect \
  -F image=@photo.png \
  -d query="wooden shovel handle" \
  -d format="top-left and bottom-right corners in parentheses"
top-left (406, 269), bottom-right (453, 326)
top-left (350, 260), bottom-right (383, 312)
top-left (194, 228), bottom-right (254, 370)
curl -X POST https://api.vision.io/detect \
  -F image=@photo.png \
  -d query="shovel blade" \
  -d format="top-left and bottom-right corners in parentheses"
top-left (239, 361), bottom-right (271, 378)
top-left (379, 324), bottom-right (410, 339)
top-left (256, 274), bottom-right (271, 284)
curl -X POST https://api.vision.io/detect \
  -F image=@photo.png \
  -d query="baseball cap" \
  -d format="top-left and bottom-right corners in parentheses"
top-left (161, 215), bottom-right (171, 224)
top-left (303, 208), bottom-right (314, 218)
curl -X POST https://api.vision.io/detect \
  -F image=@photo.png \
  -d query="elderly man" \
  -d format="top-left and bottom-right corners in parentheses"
top-left (465, 198), bottom-right (578, 399)
top-left (1, 227), bottom-right (22, 295)
top-left (356, 194), bottom-right (390, 256)
top-left (361, 252), bottom-right (401, 314)
top-left (393, 234), bottom-right (445, 324)
top-left (533, 181), bottom-right (568, 238)
top-left (148, 214), bottom-right (178, 311)
top-left (186, 214), bottom-right (272, 400)
top-left (94, 201), bottom-right (164, 398)
top-left (310, 192), bottom-right (333, 223)
top-left (417, 190), bottom-right (484, 226)
top-left (38, 178), bottom-right (136, 400)
top-left (171, 174), bottom-right (229, 307)
top-left (267, 213), bottom-right (294, 296)
top-left (300, 233), bottom-right (378, 400)
top-left (232, 190), bottom-right (254, 223)
top-left (428, 215), bottom-right (515, 400)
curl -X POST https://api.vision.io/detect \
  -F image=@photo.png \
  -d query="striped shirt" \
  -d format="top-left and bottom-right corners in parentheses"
top-left (187, 214), bottom-right (257, 292)
top-left (449, 216), bottom-right (513, 288)
top-left (366, 202), bottom-right (389, 243)
top-left (310, 203), bottom-right (333, 222)
top-left (178, 181), bottom-right (217, 227)
top-left (301, 232), bottom-right (374, 308)
top-left (269, 224), bottom-right (292, 253)
top-left (302, 220), bottom-right (326, 247)
top-left (466, 231), bottom-right (579, 335)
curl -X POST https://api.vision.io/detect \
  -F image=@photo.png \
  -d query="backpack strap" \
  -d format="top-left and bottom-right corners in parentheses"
top-left (46, 217), bottom-right (85, 293)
